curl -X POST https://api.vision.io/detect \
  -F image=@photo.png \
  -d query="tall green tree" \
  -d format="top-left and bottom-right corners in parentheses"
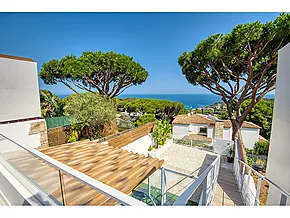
top-left (39, 51), bottom-right (148, 98)
top-left (241, 99), bottom-right (274, 139)
top-left (178, 13), bottom-right (290, 141)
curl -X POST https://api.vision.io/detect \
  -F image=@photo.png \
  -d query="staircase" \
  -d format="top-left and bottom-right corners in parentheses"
top-left (212, 156), bottom-right (244, 206)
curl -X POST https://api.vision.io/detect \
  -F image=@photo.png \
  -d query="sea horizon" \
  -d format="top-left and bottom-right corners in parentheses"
top-left (57, 93), bottom-right (275, 109)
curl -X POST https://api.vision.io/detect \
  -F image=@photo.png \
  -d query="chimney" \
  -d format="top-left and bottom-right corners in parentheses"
top-left (214, 120), bottom-right (224, 139)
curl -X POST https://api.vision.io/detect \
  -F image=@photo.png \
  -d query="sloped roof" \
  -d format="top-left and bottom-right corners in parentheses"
top-left (173, 114), bottom-right (215, 125)
top-left (258, 135), bottom-right (268, 142)
top-left (173, 114), bottom-right (261, 129)
top-left (4, 140), bottom-right (164, 205)
top-left (223, 120), bottom-right (261, 129)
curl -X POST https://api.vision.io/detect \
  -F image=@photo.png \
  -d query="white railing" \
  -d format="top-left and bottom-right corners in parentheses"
top-left (0, 133), bottom-right (146, 206)
top-left (233, 140), bottom-right (290, 206)
top-left (173, 155), bottom-right (220, 206)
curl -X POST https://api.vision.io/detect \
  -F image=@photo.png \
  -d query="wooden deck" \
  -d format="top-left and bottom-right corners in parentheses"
top-left (3, 140), bottom-right (164, 206)
top-left (212, 156), bottom-right (244, 206)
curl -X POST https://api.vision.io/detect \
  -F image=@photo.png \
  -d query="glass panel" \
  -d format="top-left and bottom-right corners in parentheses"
top-left (0, 136), bottom-right (63, 205)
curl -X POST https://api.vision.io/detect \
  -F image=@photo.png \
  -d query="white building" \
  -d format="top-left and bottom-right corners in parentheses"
top-left (0, 54), bottom-right (47, 152)
top-left (173, 113), bottom-right (263, 149)
top-left (266, 43), bottom-right (290, 205)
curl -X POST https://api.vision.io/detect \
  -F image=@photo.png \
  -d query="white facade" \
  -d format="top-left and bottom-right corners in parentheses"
top-left (223, 128), bottom-right (232, 141)
top-left (266, 43), bottom-right (290, 205)
top-left (173, 124), bottom-right (189, 139)
top-left (173, 123), bottom-right (259, 149)
top-left (240, 128), bottom-right (259, 149)
top-left (0, 56), bottom-right (41, 122)
top-left (0, 55), bottom-right (43, 152)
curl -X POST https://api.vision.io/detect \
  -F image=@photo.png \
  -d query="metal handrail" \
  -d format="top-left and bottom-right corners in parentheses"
top-left (0, 133), bottom-right (146, 206)
top-left (173, 155), bottom-right (220, 205)
top-left (235, 158), bottom-right (290, 200)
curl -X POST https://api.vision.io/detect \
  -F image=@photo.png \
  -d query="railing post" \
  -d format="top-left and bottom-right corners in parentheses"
top-left (201, 174), bottom-right (208, 205)
top-left (254, 176), bottom-right (262, 206)
top-left (280, 194), bottom-right (287, 206)
top-left (161, 167), bottom-right (166, 205)
top-left (58, 170), bottom-right (66, 206)
top-left (148, 176), bottom-right (151, 197)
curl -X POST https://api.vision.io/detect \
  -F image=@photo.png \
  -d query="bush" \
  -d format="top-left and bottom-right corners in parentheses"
top-left (135, 114), bottom-right (156, 126)
top-left (64, 92), bottom-right (117, 140)
top-left (254, 141), bottom-right (269, 155)
top-left (39, 90), bottom-right (65, 118)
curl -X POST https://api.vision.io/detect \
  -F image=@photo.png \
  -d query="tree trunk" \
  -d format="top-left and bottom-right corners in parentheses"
top-left (231, 119), bottom-right (241, 142)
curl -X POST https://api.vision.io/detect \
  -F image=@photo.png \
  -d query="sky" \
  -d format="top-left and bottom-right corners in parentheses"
top-left (0, 12), bottom-right (280, 96)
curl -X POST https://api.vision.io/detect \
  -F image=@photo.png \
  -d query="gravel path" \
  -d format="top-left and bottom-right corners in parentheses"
top-left (142, 143), bottom-right (218, 204)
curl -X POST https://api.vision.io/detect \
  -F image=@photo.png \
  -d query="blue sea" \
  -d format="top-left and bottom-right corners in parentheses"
top-left (58, 93), bottom-right (275, 109)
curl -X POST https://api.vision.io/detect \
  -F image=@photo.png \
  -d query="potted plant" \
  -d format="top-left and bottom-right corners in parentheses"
top-left (227, 148), bottom-right (234, 163)
top-left (252, 159), bottom-right (265, 172)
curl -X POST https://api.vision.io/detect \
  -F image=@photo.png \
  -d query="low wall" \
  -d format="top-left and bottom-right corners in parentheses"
top-left (99, 122), bottom-right (155, 148)
top-left (122, 134), bottom-right (153, 157)
top-left (0, 119), bottom-right (48, 152)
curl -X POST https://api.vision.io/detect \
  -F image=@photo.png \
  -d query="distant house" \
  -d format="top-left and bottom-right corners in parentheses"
top-left (172, 114), bottom-right (263, 149)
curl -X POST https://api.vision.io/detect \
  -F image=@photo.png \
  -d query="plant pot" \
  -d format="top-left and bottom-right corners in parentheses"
top-left (227, 156), bottom-right (234, 163)
top-left (252, 162), bottom-right (264, 171)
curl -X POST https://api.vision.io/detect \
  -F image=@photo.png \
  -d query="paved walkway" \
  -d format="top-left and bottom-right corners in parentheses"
top-left (212, 156), bottom-right (244, 206)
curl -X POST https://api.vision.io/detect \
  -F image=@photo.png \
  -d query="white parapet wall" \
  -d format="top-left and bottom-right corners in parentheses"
top-left (266, 43), bottom-right (290, 205)
top-left (122, 134), bottom-right (153, 157)
top-left (0, 119), bottom-right (46, 153)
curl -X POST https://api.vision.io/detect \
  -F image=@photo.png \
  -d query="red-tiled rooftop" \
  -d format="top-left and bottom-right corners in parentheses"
top-left (173, 114), bottom-right (261, 129)
top-left (173, 114), bottom-right (215, 125)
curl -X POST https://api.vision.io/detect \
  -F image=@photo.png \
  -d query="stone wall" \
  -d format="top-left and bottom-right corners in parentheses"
top-left (47, 126), bottom-right (71, 147)
top-left (29, 120), bottom-right (48, 148)
top-left (214, 121), bottom-right (224, 139)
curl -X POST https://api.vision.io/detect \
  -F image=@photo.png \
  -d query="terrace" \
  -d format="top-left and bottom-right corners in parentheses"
top-left (0, 120), bottom-right (290, 206)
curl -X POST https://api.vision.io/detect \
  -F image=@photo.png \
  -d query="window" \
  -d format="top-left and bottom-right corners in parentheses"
top-left (199, 126), bottom-right (207, 135)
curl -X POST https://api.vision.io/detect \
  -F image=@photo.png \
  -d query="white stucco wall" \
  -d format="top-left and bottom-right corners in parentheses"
top-left (122, 134), bottom-right (153, 157)
top-left (241, 128), bottom-right (259, 150)
top-left (173, 124), bottom-right (189, 139)
top-left (0, 57), bottom-right (40, 122)
top-left (223, 128), bottom-right (232, 141)
top-left (207, 126), bottom-right (214, 139)
top-left (266, 43), bottom-right (290, 205)
top-left (0, 119), bottom-right (43, 153)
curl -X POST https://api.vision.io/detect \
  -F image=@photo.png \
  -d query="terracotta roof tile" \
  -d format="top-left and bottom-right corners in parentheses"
top-left (258, 135), bottom-right (268, 142)
top-left (223, 120), bottom-right (261, 129)
top-left (173, 114), bottom-right (215, 125)
top-left (4, 140), bottom-right (164, 205)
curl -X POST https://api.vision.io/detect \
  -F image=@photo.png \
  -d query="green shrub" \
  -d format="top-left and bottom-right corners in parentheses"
top-left (254, 141), bottom-right (269, 155)
top-left (64, 92), bottom-right (117, 140)
top-left (152, 120), bottom-right (172, 148)
top-left (135, 114), bottom-right (156, 126)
